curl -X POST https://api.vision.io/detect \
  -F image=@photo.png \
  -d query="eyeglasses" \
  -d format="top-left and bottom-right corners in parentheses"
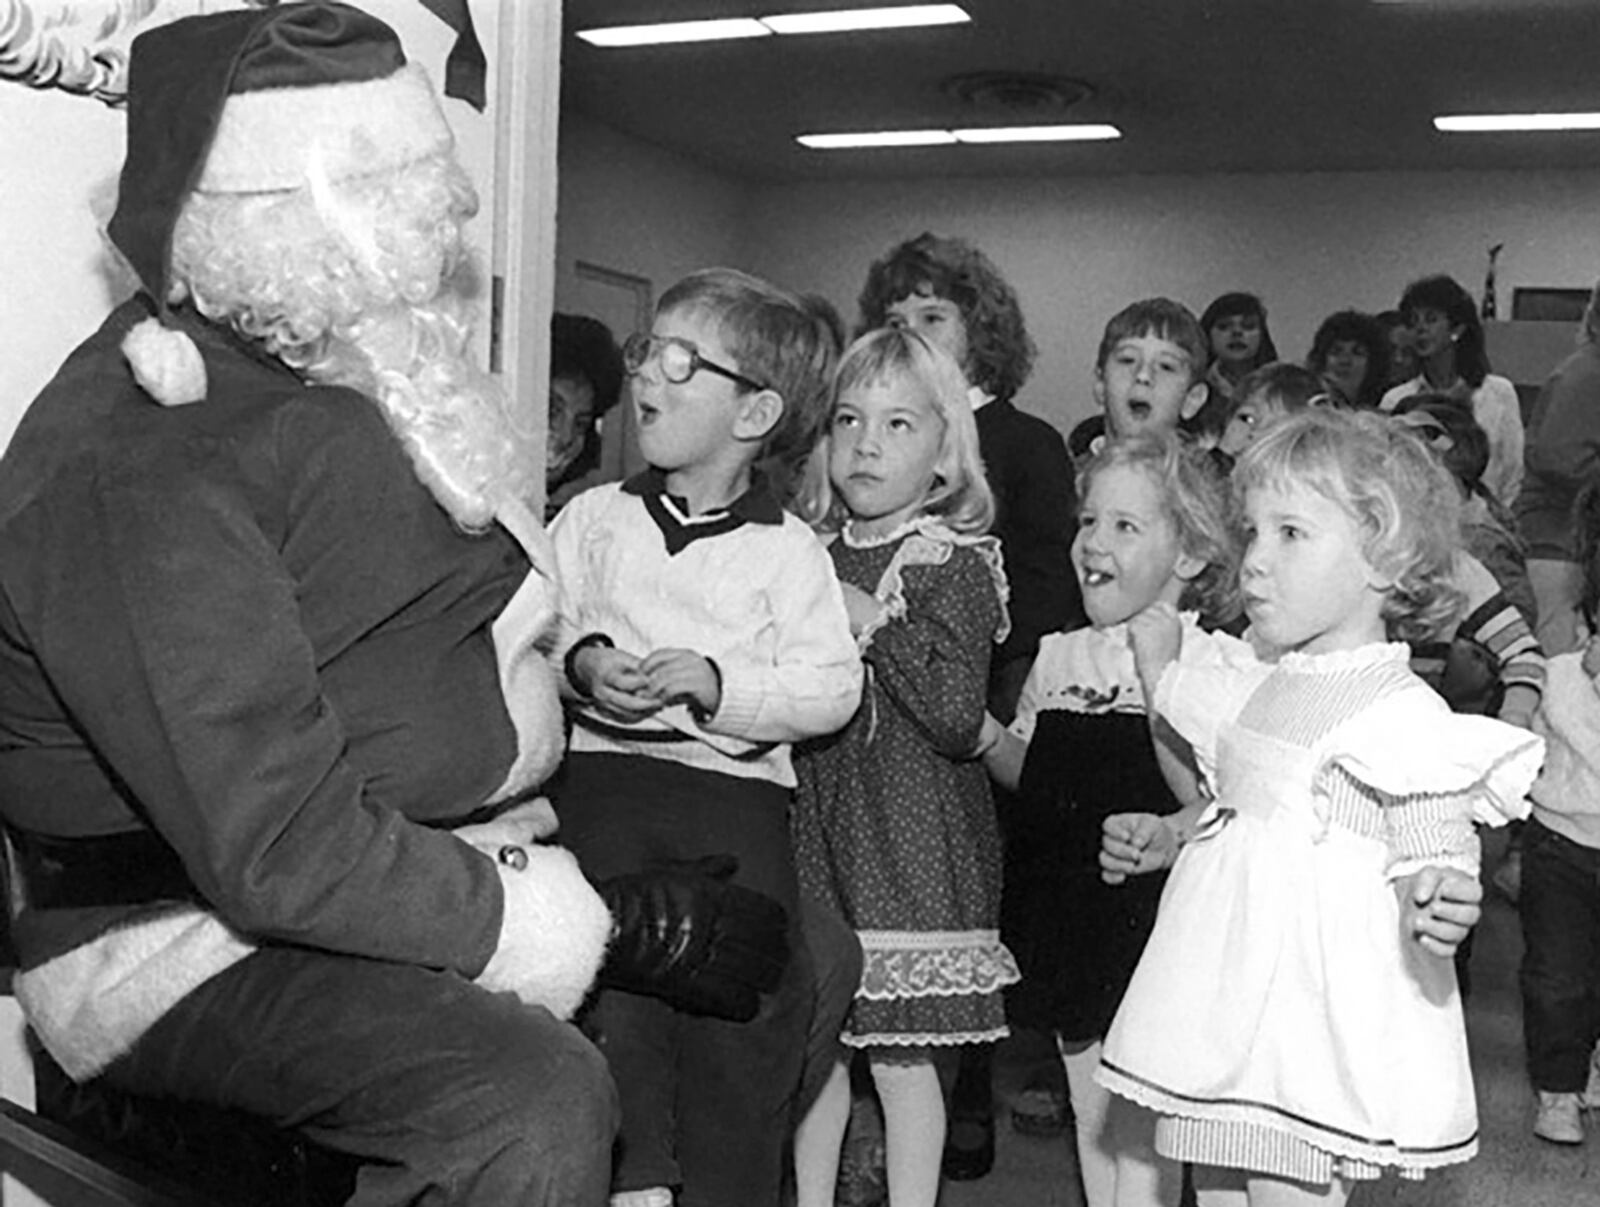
top-left (622, 333), bottom-right (766, 393)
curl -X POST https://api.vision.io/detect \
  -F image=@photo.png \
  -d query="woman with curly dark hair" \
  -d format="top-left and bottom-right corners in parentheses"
top-left (1306, 309), bottom-right (1391, 411)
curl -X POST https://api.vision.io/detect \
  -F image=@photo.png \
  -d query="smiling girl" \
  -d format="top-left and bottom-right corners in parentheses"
top-left (1096, 409), bottom-right (1544, 1207)
top-left (791, 327), bottom-right (1017, 1207)
top-left (979, 432), bottom-right (1236, 1207)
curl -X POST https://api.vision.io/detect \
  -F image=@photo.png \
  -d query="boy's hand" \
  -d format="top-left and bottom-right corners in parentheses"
top-left (1399, 866), bottom-right (1483, 957)
top-left (576, 645), bottom-right (662, 721)
top-left (1101, 813), bottom-right (1181, 884)
top-left (839, 582), bottom-right (885, 637)
top-left (641, 648), bottom-right (721, 718)
top-left (1127, 602), bottom-right (1182, 698)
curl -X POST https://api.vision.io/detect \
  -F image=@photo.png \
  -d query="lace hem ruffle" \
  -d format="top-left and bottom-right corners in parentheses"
top-left (842, 1027), bottom-right (1010, 1049)
top-left (857, 929), bottom-right (1021, 1000)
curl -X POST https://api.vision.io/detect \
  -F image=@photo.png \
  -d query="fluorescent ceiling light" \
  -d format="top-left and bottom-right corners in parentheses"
top-left (797, 130), bottom-right (958, 148)
top-left (577, 18), bottom-right (769, 47)
top-left (578, 5), bottom-right (969, 47)
top-left (954, 124), bottom-right (1121, 143)
top-left (1435, 112), bottom-right (1600, 132)
top-left (762, 5), bottom-right (969, 34)
top-left (798, 124), bottom-right (1121, 149)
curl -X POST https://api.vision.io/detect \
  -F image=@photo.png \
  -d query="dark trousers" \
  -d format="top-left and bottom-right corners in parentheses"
top-left (557, 753), bottom-right (813, 1207)
top-left (101, 945), bottom-right (618, 1207)
top-left (1519, 817), bottom-right (1600, 1092)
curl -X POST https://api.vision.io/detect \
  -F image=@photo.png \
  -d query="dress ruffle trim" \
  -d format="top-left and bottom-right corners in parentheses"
top-left (856, 929), bottom-right (1020, 1000)
top-left (1319, 689), bottom-right (1543, 826)
top-left (1097, 1062), bottom-right (1477, 1176)
top-left (844, 518), bottom-right (1011, 647)
top-left (842, 1028), bottom-right (1011, 1049)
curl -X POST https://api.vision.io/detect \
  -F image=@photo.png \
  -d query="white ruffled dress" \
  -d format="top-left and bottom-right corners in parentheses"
top-left (1097, 638), bottom-right (1543, 1182)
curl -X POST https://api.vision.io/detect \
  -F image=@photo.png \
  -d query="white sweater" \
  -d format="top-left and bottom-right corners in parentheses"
top-left (548, 480), bottom-right (863, 787)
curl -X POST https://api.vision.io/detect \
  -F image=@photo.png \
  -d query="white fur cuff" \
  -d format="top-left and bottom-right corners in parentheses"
top-left (475, 845), bottom-right (612, 1020)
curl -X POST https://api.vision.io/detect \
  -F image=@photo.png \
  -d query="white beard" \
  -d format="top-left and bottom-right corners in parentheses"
top-left (300, 287), bottom-right (540, 532)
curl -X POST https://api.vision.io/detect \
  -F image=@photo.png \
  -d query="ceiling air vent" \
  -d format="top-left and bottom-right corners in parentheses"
top-left (940, 72), bottom-right (1095, 117)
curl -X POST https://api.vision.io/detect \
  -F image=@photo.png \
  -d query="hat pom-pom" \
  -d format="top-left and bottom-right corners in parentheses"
top-left (122, 318), bottom-right (207, 407)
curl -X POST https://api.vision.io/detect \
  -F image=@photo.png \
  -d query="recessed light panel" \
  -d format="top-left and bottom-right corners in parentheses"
top-left (1435, 113), bottom-right (1600, 132)
top-left (762, 5), bottom-right (969, 34)
top-left (798, 124), bottom-right (1121, 148)
top-left (577, 18), bottom-right (770, 47)
top-left (796, 130), bottom-right (959, 148)
top-left (578, 5), bottom-right (969, 47)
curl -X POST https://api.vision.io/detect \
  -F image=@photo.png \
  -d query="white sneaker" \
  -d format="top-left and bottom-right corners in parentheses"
top-left (1535, 1091), bottom-right (1585, 1144)
top-left (1581, 1043), bottom-right (1600, 1111)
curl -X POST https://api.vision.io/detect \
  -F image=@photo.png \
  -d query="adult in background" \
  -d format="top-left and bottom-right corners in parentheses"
top-left (1381, 274), bottom-right (1524, 508)
top-left (547, 311), bottom-right (626, 518)
top-left (1306, 309), bottom-right (1390, 411)
top-left (1517, 278), bottom-right (1600, 656)
top-left (0, 7), bottom-right (784, 1205)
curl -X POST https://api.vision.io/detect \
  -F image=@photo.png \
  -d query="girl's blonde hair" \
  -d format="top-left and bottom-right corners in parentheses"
top-left (798, 327), bottom-right (994, 535)
top-left (1079, 433), bottom-right (1240, 625)
top-left (1231, 408), bottom-right (1464, 641)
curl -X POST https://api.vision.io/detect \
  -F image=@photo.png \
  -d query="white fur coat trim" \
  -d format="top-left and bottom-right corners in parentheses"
top-left (474, 844), bottom-right (612, 1020)
top-left (14, 907), bottom-right (255, 1082)
top-left (198, 64), bottom-right (452, 195)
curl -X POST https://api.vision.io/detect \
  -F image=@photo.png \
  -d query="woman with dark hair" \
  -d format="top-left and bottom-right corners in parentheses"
top-left (546, 312), bottom-right (625, 517)
top-left (1380, 274), bottom-right (1524, 505)
top-left (1192, 292), bottom-right (1279, 443)
top-left (1306, 310), bottom-right (1390, 410)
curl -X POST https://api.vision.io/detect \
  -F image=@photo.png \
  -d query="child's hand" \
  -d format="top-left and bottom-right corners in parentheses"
top-left (839, 582), bottom-right (885, 637)
top-left (576, 645), bottom-right (662, 721)
top-left (1101, 813), bottom-right (1181, 885)
top-left (1399, 865), bottom-right (1483, 958)
top-left (1127, 602), bottom-right (1183, 698)
top-left (641, 648), bottom-right (722, 719)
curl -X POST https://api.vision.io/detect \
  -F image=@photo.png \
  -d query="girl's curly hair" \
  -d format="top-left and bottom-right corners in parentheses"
top-left (855, 232), bottom-right (1035, 403)
top-left (1231, 408), bottom-right (1465, 642)
top-left (1079, 432), bottom-right (1240, 626)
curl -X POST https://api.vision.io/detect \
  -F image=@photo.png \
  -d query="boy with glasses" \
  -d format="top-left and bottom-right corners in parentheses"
top-left (549, 268), bottom-right (863, 1207)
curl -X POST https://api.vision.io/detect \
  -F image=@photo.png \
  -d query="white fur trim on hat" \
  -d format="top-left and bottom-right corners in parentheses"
top-left (197, 63), bottom-right (453, 194)
top-left (122, 316), bottom-right (208, 406)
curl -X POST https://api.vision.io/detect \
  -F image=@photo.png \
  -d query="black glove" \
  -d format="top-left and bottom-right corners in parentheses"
top-left (597, 854), bottom-right (789, 1022)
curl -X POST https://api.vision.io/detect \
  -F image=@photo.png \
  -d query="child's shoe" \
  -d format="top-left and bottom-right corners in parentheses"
top-left (1534, 1091), bottom-right (1585, 1144)
top-left (1581, 1042), bottom-right (1600, 1110)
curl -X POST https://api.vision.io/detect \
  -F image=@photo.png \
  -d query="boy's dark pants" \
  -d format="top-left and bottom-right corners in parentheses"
top-left (99, 945), bottom-right (619, 1206)
top-left (559, 753), bottom-right (813, 1207)
top-left (1519, 817), bottom-right (1600, 1092)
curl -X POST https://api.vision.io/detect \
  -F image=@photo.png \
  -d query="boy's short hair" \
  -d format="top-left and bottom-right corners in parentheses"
top-left (855, 232), bottom-right (1036, 403)
top-left (1389, 393), bottom-right (1489, 497)
top-left (658, 268), bottom-right (840, 472)
top-left (1095, 298), bottom-right (1208, 383)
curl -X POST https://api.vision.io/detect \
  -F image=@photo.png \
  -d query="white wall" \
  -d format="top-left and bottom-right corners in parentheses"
top-left (553, 110), bottom-right (752, 316)
top-left (741, 168), bottom-right (1600, 438)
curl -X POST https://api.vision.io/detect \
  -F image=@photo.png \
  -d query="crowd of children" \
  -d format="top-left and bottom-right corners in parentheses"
top-left (542, 244), bottom-right (1600, 1207)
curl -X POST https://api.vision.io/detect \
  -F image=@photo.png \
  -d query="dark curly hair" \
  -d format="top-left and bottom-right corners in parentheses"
top-left (855, 232), bottom-right (1036, 402)
top-left (1306, 310), bottom-right (1391, 410)
top-left (1398, 274), bottom-right (1492, 388)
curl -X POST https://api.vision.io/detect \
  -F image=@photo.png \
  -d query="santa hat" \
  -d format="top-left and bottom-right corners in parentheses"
top-left (111, 2), bottom-right (455, 406)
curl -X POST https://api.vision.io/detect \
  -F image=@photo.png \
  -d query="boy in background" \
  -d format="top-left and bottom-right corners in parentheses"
top-left (550, 267), bottom-right (864, 1207)
top-left (1068, 298), bottom-right (1212, 467)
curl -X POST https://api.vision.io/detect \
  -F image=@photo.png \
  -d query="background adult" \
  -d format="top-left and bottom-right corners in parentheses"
top-left (1306, 309), bottom-right (1390, 410)
top-left (547, 311), bottom-right (625, 518)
